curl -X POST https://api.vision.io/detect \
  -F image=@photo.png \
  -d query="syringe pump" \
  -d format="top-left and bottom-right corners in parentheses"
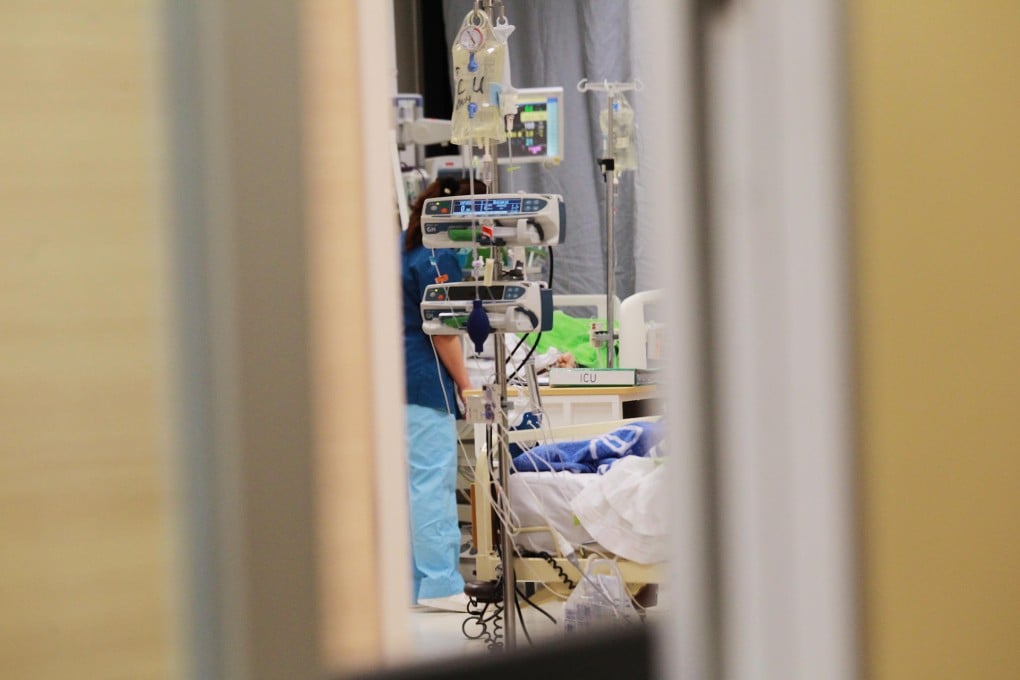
top-left (421, 193), bottom-right (564, 248)
top-left (420, 281), bottom-right (553, 336)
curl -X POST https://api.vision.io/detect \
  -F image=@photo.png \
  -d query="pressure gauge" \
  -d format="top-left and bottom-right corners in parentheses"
top-left (458, 25), bottom-right (484, 52)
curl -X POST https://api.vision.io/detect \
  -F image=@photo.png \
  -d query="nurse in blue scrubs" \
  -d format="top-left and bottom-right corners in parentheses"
top-left (402, 177), bottom-right (482, 611)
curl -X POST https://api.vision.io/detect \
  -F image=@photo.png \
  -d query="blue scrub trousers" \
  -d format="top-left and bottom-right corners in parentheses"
top-left (405, 404), bottom-right (465, 601)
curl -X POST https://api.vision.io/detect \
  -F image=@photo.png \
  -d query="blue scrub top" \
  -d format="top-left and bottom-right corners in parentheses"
top-left (402, 243), bottom-right (464, 414)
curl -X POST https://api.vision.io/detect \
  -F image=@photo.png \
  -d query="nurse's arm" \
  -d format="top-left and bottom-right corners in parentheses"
top-left (431, 335), bottom-right (472, 398)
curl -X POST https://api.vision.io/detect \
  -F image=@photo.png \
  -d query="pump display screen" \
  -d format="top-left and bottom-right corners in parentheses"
top-left (451, 198), bottom-right (523, 216)
top-left (424, 284), bottom-right (527, 302)
top-left (447, 285), bottom-right (506, 300)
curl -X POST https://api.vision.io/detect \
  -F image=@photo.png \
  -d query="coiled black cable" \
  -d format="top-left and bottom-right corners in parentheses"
top-left (469, 575), bottom-right (504, 651)
top-left (488, 598), bottom-right (504, 650)
top-left (537, 551), bottom-right (577, 590)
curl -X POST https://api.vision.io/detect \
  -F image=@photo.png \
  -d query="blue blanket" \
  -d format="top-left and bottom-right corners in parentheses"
top-left (511, 421), bottom-right (664, 474)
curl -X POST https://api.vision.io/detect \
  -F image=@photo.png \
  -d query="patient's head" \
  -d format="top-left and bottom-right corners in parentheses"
top-left (404, 177), bottom-right (488, 252)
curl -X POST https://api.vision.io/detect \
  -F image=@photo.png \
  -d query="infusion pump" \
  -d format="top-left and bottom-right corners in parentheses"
top-left (420, 281), bottom-right (553, 336)
top-left (421, 193), bottom-right (564, 248)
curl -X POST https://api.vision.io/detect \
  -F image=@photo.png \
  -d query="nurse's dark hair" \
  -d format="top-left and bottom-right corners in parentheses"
top-left (405, 176), bottom-right (488, 252)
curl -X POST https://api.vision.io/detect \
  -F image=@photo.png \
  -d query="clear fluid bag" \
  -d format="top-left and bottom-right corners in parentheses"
top-left (563, 559), bottom-right (639, 633)
top-left (599, 96), bottom-right (638, 172)
top-left (450, 9), bottom-right (507, 147)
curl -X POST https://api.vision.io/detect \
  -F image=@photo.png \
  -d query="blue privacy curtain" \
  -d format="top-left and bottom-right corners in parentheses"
top-left (441, 0), bottom-right (656, 297)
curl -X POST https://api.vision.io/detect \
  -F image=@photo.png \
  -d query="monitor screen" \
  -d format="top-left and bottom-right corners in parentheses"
top-left (475, 87), bottom-right (564, 165)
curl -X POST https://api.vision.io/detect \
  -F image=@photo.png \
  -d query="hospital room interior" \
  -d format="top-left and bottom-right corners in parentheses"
top-left (1, 1), bottom-right (1018, 679)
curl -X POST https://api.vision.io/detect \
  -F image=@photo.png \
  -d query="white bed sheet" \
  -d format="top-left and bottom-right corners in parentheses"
top-left (508, 458), bottom-right (669, 564)
top-left (507, 471), bottom-right (599, 555)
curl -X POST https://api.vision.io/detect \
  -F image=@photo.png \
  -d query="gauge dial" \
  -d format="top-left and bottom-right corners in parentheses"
top-left (458, 26), bottom-right (484, 51)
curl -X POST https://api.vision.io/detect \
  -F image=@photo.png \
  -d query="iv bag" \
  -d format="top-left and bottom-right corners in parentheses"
top-left (492, 16), bottom-right (518, 118)
top-left (600, 96), bottom-right (638, 172)
top-left (450, 10), bottom-right (508, 147)
top-left (563, 559), bottom-right (639, 633)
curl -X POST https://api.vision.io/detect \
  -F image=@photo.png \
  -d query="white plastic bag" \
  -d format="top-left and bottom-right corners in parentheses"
top-left (562, 559), bottom-right (639, 633)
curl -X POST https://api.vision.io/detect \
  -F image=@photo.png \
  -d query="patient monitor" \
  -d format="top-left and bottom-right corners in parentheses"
top-left (421, 193), bottom-right (564, 248)
top-left (421, 281), bottom-right (553, 336)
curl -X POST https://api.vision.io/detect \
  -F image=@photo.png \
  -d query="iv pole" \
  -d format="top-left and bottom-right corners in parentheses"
top-left (577, 79), bottom-right (642, 368)
top-left (487, 124), bottom-right (518, 652)
top-left (478, 0), bottom-right (516, 650)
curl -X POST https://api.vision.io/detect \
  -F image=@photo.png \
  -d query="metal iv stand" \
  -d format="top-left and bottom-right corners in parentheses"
top-left (486, 141), bottom-right (517, 650)
top-left (472, 0), bottom-right (516, 649)
top-left (577, 79), bottom-right (642, 368)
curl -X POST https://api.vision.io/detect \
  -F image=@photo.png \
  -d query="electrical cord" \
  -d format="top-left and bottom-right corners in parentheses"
top-left (488, 577), bottom-right (505, 650)
top-left (513, 593), bottom-right (533, 645)
top-left (515, 585), bottom-right (558, 624)
top-left (546, 243), bottom-right (555, 289)
top-left (514, 305), bottom-right (539, 328)
top-left (505, 330), bottom-right (542, 383)
top-left (503, 244), bottom-right (554, 381)
top-left (536, 551), bottom-right (577, 590)
top-left (508, 332), bottom-right (531, 361)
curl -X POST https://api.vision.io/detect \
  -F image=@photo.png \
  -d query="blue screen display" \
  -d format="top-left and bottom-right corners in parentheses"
top-left (451, 198), bottom-right (523, 216)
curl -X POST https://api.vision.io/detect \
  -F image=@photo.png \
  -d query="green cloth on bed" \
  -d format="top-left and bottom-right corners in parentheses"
top-left (528, 311), bottom-right (617, 368)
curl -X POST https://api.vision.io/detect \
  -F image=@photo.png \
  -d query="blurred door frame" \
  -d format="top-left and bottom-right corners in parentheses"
top-left (159, 0), bottom-right (857, 678)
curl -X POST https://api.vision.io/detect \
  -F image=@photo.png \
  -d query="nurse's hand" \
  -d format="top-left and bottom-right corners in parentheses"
top-left (455, 379), bottom-right (472, 404)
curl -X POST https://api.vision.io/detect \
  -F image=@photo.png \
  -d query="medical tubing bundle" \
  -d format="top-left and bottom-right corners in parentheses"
top-left (446, 246), bottom-right (646, 628)
top-left (495, 403), bottom-right (652, 617)
top-left (472, 386), bottom-right (652, 633)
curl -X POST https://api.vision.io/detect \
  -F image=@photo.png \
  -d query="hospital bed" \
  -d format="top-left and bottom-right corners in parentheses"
top-left (469, 416), bottom-right (666, 597)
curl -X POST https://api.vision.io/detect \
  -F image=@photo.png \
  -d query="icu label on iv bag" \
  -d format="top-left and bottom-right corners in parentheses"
top-left (450, 10), bottom-right (507, 146)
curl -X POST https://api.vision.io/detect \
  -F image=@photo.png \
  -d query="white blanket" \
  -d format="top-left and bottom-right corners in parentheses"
top-left (508, 456), bottom-right (668, 564)
top-left (507, 471), bottom-right (598, 554)
top-left (570, 456), bottom-right (668, 564)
